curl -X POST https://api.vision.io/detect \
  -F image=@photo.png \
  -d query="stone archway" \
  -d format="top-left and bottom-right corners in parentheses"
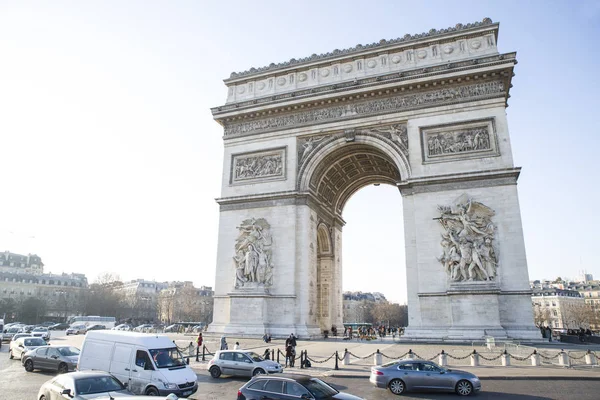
top-left (209, 19), bottom-right (541, 340)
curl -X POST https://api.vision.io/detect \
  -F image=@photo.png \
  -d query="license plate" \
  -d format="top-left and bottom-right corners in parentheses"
top-left (183, 390), bottom-right (192, 396)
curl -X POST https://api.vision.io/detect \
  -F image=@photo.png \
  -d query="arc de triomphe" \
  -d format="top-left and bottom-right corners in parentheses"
top-left (208, 18), bottom-right (540, 340)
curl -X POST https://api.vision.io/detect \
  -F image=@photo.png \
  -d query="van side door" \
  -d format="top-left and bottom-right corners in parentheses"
top-left (110, 344), bottom-right (134, 389)
top-left (130, 349), bottom-right (155, 394)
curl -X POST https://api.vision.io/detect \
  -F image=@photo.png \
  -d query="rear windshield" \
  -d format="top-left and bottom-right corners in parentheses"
top-left (304, 378), bottom-right (338, 399)
top-left (58, 347), bottom-right (80, 356)
top-left (149, 348), bottom-right (186, 368)
top-left (24, 338), bottom-right (46, 346)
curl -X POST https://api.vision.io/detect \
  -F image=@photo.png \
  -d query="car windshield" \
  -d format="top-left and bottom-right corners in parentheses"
top-left (149, 348), bottom-right (186, 368)
top-left (304, 378), bottom-right (338, 399)
top-left (75, 375), bottom-right (125, 395)
top-left (24, 338), bottom-right (46, 346)
top-left (58, 347), bottom-right (80, 356)
top-left (246, 352), bottom-right (263, 362)
top-left (382, 360), bottom-right (400, 367)
top-left (33, 327), bottom-right (47, 332)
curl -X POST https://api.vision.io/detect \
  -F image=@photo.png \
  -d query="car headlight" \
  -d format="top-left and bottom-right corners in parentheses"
top-left (164, 383), bottom-right (178, 389)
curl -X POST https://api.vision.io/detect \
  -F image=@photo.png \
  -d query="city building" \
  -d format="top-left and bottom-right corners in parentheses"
top-left (157, 282), bottom-right (214, 326)
top-left (531, 288), bottom-right (587, 330)
top-left (0, 251), bottom-right (43, 275)
top-left (342, 291), bottom-right (387, 323)
top-left (114, 279), bottom-right (169, 321)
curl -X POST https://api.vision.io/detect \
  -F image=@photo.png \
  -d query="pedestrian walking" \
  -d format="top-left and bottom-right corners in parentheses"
top-left (234, 341), bottom-right (240, 350)
top-left (220, 335), bottom-right (228, 350)
top-left (285, 344), bottom-right (295, 367)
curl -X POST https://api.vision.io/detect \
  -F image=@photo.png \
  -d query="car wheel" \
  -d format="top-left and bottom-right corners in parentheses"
top-left (389, 378), bottom-right (406, 395)
top-left (58, 363), bottom-right (69, 374)
top-left (209, 366), bottom-right (221, 378)
top-left (25, 359), bottom-right (34, 372)
top-left (145, 386), bottom-right (159, 396)
top-left (253, 368), bottom-right (265, 376)
top-left (9, 350), bottom-right (13, 359)
top-left (456, 380), bottom-right (473, 396)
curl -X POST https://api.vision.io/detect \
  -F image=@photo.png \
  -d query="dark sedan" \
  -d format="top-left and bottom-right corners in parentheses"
top-left (370, 359), bottom-right (481, 396)
top-left (49, 322), bottom-right (70, 330)
top-left (37, 370), bottom-right (133, 399)
top-left (238, 374), bottom-right (364, 400)
top-left (22, 345), bottom-right (80, 373)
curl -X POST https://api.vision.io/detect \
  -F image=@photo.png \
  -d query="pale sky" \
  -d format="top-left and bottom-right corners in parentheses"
top-left (1, 1), bottom-right (598, 304)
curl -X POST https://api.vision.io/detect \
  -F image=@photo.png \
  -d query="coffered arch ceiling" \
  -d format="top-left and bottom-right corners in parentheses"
top-left (308, 143), bottom-right (401, 215)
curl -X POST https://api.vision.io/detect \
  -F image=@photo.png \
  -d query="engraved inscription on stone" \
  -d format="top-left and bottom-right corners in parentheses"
top-left (421, 119), bottom-right (498, 163)
top-left (231, 148), bottom-right (285, 184)
top-left (224, 81), bottom-right (505, 136)
top-left (437, 194), bottom-right (498, 283)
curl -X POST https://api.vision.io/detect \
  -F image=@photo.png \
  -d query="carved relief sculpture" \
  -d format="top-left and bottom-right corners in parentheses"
top-left (427, 126), bottom-right (490, 157)
top-left (436, 194), bottom-right (498, 282)
top-left (231, 148), bottom-right (285, 184)
top-left (367, 124), bottom-right (409, 157)
top-left (233, 218), bottom-right (274, 288)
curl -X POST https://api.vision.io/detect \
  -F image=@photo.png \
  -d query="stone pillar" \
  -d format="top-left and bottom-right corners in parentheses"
top-left (374, 351), bottom-right (382, 366)
top-left (439, 352), bottom-right (448, 367)
top-left (406, 350), bottom-right (415, 360)
top-left (343, 350), bottom-right (350, 366)
top-left (531, 352), bottom-right (540, 367)
top-left (558, 351), bottom-right (569, 367)
top-left (501, 352), bottom-right (510, 366)
top-left (585, 351), bottom-right (597, 366)
top-left (471, 352), bottom-right (480, 367)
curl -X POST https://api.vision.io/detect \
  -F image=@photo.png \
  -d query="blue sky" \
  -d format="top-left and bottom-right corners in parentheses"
top-left (1, 1), bottom-right (598, 304)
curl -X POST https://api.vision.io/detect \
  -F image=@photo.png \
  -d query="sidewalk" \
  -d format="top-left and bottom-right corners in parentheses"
top-left (178, 334), bottom-right (600, 381)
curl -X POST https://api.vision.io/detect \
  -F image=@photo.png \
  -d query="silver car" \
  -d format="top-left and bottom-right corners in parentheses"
top-left (208, 349), bottom-right (283, 378)
top-left (22, 345), bottom-right (80, 373)
top-left (37, 370), bottom-right (133, 399)
top-left (370, 359), bottom-right (481, 396)
top-left (32, 326), bottom-right (51, 341)
top-left (9, 336), bottom-right (47, 360)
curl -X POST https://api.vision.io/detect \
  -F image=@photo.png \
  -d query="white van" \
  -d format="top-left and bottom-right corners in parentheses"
top-left (78, 330), bottom-right (198, 397)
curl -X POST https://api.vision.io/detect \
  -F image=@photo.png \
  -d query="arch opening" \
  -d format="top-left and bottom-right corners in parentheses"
top-left (309, 141), bottom-right (405, 332)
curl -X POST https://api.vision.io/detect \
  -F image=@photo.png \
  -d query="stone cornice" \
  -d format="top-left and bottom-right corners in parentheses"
top-left (220, 77), bottom-right (511, 138)
top-left (226, 18), bottom-right (497, 81)
top-left (213, 52), bottom-right (516, 117)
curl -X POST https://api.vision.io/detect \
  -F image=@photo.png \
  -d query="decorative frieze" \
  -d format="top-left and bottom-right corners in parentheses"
top-left (224, 81), bottom-right (505, 137)
top-left (233, 218), bottom-right (274, 289)
top-left (230, 147), bottom-right (286, 185)
top-left (421, 118), bottom-right (499, 163)
top-left (437, 194), bottom-right (498, 283)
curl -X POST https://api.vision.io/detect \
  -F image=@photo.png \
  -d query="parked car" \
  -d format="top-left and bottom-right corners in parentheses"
top-left (11, 333), bottom-right (34, 343)
top-left (9, 336), bottom-right (47, 360)
top-left (369, 359), bottom-right (481, 396)
top-left (31, 326), bottom-right (51, 341)
top-left (49, 322), bottom-right (70, 330)
top-left (164, 324), bottom-right (180, 333)
top-left (37, 370), bottom-right (133, 399)
top-left (3, 326), bottom-right (23, 342)
top-left (86, 324), bottom-right (107, 331)
top-left (22, 325), bottom-right (35, 333)
top-left (133, 324), bottom-right (153, 332)
top-left (238, 374), bottom-right (364, 400)
top-left (209, 349), bottom-right (283, 378)
top-left (113, 323), bottom-right (132, 331)
top-left (22, 345), bottom-right (80, 373)
top-left (66, 325), bottom-right (87, 335)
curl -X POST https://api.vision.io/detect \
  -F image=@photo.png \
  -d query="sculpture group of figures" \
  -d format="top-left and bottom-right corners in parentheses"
top-left (234, 155), bottom-right (283, 180)
top-left (233, 218), bottom-right (274, 288)
top-left (437, 194), bottom-right (498, 282)
top-left (427, 127), bottom-right (490, 156)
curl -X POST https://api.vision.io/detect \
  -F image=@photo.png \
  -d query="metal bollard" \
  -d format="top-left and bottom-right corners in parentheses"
top-left (439, 350), bottom-right (448, 367)
top-left (471, 350), bottom-right (480, 367)
top-left (196, 346), bottom-right (199, 362)
top-left (202, 345), bottom-right (206, 361)
top-left (300, 350), bottom-right (304, 369)
top-left (531, 350), bottom-right (540, 367)
top-left (334, 351), bottom-right (339, 370)
top-left (272, 348), bottom-right (275, 361)
top-left (343, 349), bottom-right (350, 365)
top-left (501, 350), bottom-right (511, 366)
top-left (558, 350), bottom-right (569, 367)
top-left (374, 349), bottom-right (382, 366)
top-left (585, 350), bottom-right (597, 366)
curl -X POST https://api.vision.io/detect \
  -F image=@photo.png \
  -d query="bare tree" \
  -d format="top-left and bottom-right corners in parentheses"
top-left (533, 306), bottom-right (551, 328)
top-left (562, 302), bottom-right (595, 329)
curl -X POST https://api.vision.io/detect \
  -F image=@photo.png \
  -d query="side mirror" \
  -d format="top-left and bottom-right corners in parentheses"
top-left (61, 388), bottom-right (72, 397)
top-left (300, 395), bottom-right (313, 400)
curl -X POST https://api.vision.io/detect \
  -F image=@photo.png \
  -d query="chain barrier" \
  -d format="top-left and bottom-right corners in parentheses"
top-left (203, 346), bottom-right (214, 356)
top-left (426, 353), bottom-right (441, 361)
top-left (347, 351), bottom-right (377, 360)
top-left (509, 352), bottom-right (535, 362)
top-left (445, 352), bottom-right (472, 360)
top-left (306, 353), bottom-right (337, 364)
top-left (537, 352), bottom-right (560, 361)
top-left (567, 353), bottom-right (588, 360)
top-left (478, 353), bottom-right (504, 361)
top-left (337, 352), bottom-right (345, 361)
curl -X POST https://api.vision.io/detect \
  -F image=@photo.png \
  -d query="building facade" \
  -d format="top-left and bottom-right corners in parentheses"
top-left (531, 288), bottom-right (586, 330)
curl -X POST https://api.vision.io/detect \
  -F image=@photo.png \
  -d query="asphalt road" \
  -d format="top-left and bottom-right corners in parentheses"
top-left (2, 333), bottom-right (600, 400)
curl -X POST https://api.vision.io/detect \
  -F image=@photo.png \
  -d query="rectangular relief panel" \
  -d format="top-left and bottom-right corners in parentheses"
top-left (420, 118), bottom-right (499, 164)
top-left (230, 147), bottom-right (287, 185)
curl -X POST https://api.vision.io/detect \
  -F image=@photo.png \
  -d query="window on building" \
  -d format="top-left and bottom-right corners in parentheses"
top-left (552, 310), bottom-right (558, 316)
top-left (552, 302), bottom-right (556, 306)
